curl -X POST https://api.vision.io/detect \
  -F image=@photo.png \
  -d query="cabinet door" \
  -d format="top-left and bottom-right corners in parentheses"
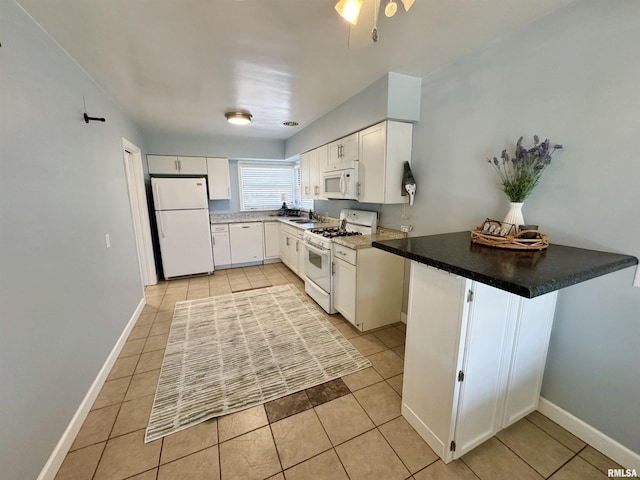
top-left (327, 140), bottom-right (342, 165)
top-left (300, 151), bottom-right (313, 199)
top-left (314, 145), bottom-right (328, 198)
top-left (359, 122), bottom-right (386, 203)
top-left (177, 156), bottom-right (207, 174)
top-left (341, 132), bottom-right (359, 162)
top-left (148, 155), bottom-right (179, 174)
top-left (359, 121), bottom-right (413, 204)
top-left (229, 223), bottom-right (264, 264)
top-left (263, 222), bottom-right (280, 259)
top-left (279, 230), bottom-right (293, 268)
top-left (295, 237), bottom-right (305, 278)
top-left (453, 281), bottom-right (513, 459)
top-left (333, 257), bottom-right (357, 326)
top-left (212, 231), bottom-right (232, 267)
top-left (206, 158), bottom-right (231, 199)
top-left (501, 291), bottom-right (557, 426)
top-left (402, 262), bottom-right (469, 462)
top-left (327, 133), bottom-right (359, 165)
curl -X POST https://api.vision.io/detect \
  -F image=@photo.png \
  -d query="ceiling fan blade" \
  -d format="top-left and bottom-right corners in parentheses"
top-left (348, 0), bottom-right (380, 48)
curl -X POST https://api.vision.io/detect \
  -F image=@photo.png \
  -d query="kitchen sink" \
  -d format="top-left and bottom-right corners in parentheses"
top-left (287, 218), bottom-right (317, 223)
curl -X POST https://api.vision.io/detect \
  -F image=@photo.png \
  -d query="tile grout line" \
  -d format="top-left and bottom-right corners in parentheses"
top-left (457, 455), bottom-right (485, 480)
top-left (89, 302), bottom-right (153, 480)
top-left (493, 432), bottom-right (569, 479)
top-left (216, 419), bottom-right (221, 480)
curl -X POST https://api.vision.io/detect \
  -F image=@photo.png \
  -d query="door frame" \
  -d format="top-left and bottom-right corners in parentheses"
top-left (122, 137), bottom-right (157, 286)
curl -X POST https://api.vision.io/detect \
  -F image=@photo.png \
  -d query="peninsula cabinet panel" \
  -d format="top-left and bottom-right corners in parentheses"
top-left (402, 262), bottom-right (557, 463)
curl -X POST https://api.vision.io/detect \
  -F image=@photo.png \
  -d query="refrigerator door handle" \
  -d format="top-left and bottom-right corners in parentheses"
top-left (153, 182), bottom-right (161, 210)
top-left (157, 212), bottom-right (166, 238)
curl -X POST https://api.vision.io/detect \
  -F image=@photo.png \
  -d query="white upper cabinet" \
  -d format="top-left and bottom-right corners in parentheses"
top-left (148, 155), bottom-right (207, 175)
top-left (206, 157), bottom-right (231, 200)
top-left (177, 156), bottom-right (207, 174)
top-left (147, 155), bottom-right (180, 174)
top-left (314, 145), bottom-right (328, 198)
top-left (300, 151), bottom-right (313, 200)
top-left (300, 145), bottom-right (327, 200)
top-left (358, 121), bottom-right (413, 204)
top-left (328, 132), bottom-right (359, 165)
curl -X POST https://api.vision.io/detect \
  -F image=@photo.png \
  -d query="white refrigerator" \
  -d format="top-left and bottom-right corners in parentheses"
top-left (151, 177), bottom-right (214, 279)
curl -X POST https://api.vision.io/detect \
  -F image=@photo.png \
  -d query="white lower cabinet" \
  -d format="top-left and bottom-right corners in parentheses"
top-left (279, 223), bottom-right (304, 278)
top-left (402, 262), bottom-right (557, 462)
top-left (229, 223), bottom-right (264, 265)
top-left (332, 256), bottom-right (356, 323)
top-left (332, 245), bottom-right (404, 331)
top-left (211, 224), bottom-right (231, 269)
top-left (263, 221), bottom-right (280, 263)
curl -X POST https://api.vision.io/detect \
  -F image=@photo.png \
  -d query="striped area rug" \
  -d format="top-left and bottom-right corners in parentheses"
top-left (145, 284), bottom-right (370, 442)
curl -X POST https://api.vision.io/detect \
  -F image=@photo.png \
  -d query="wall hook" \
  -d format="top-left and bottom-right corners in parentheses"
top-left (83, 96), bottom-right (106, 124)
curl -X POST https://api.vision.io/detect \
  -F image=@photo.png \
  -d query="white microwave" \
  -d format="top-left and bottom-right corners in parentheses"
top-left (322, 161), bottom-right (360, 200)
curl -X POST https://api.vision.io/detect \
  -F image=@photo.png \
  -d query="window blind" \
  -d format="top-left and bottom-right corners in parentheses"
top-left (238, 162), bottom-right (296, 211)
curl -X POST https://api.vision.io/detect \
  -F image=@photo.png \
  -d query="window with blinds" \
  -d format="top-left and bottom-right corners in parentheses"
top-left (237, 162), bottom-right (297, 211)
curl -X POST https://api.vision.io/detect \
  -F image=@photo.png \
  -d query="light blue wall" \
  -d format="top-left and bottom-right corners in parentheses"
top-left (285, 75), bottom-right (390, 157)
top-left (381, 0), bottom-right (640, 453)
top-left (143, 129), bottom-right (285, 160)
top-left (285, 72), bottom-right (421, 158)
top-left (0, 2), bottom-right (148, 479)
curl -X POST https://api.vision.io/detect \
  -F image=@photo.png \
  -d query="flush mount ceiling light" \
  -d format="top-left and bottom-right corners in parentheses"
top-left (336, 0), bottom-right (416, 47)
top-left (225, 111), bottom-right (252, 125)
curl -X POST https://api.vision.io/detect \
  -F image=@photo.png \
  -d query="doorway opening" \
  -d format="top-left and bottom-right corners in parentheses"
top-left (122, 138), bottom-right (157, 286)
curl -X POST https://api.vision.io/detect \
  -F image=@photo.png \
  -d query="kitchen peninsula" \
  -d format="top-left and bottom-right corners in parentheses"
top-left (373, 232), bottom-right (638, 463)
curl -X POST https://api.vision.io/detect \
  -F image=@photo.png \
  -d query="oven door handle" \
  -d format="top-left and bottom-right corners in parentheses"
top-left (304, 241), bottom-right (330, 256)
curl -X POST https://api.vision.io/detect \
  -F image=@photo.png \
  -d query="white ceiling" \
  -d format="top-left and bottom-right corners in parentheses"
top-left (17, 0), bottom-right (575, 140)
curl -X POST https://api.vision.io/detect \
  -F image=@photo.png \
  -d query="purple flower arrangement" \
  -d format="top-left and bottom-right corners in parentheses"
top-left (488, 135), bottom-right (563, 202)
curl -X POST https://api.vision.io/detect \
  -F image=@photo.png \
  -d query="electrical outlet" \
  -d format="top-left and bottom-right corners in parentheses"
top-left (633, 266), bottom-right (640, 288)
top-left (105, 233), bottom-right (111, 248)
top-left (400, 225), bottom-right (413, 233)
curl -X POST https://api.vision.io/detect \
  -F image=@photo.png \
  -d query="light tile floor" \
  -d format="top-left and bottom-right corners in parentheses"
top-left (55, 263), bottom-right (624, 479)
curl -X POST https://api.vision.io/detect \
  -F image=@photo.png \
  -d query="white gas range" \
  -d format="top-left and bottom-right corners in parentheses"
top-left (303, 209), bottom-right (377, 313)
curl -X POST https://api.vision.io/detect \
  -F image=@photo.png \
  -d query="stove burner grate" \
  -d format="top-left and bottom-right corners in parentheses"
top-left (309, 227), bottom-right (363, 238)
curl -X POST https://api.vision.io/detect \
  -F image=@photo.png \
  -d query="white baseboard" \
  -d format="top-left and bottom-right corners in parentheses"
top-left (400, 312), bottom-right (407, 324)
top-left (37, 297), bottom-right (146, 480)
top-left (538, 397), bottom-right (640, 471)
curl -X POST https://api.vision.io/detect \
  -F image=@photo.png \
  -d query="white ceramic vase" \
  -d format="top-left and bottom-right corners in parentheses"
top-left (503, 202), bottom-right (524, 234)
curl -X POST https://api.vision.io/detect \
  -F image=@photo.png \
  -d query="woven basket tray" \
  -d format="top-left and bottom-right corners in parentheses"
top-left (470, 227), bottom-right (549, 250)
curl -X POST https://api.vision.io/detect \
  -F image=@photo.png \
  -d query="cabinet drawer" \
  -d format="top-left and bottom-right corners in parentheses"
top-left (210, 223), bottom-right (229, 233)
top-left (280, 223), bottom-right (299, 237)
top-left (333, 244), bottom-right (356, 265)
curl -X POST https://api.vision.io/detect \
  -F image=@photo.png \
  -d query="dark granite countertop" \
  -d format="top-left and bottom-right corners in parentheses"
top-left (373, 232), bottom-right (638, 298)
